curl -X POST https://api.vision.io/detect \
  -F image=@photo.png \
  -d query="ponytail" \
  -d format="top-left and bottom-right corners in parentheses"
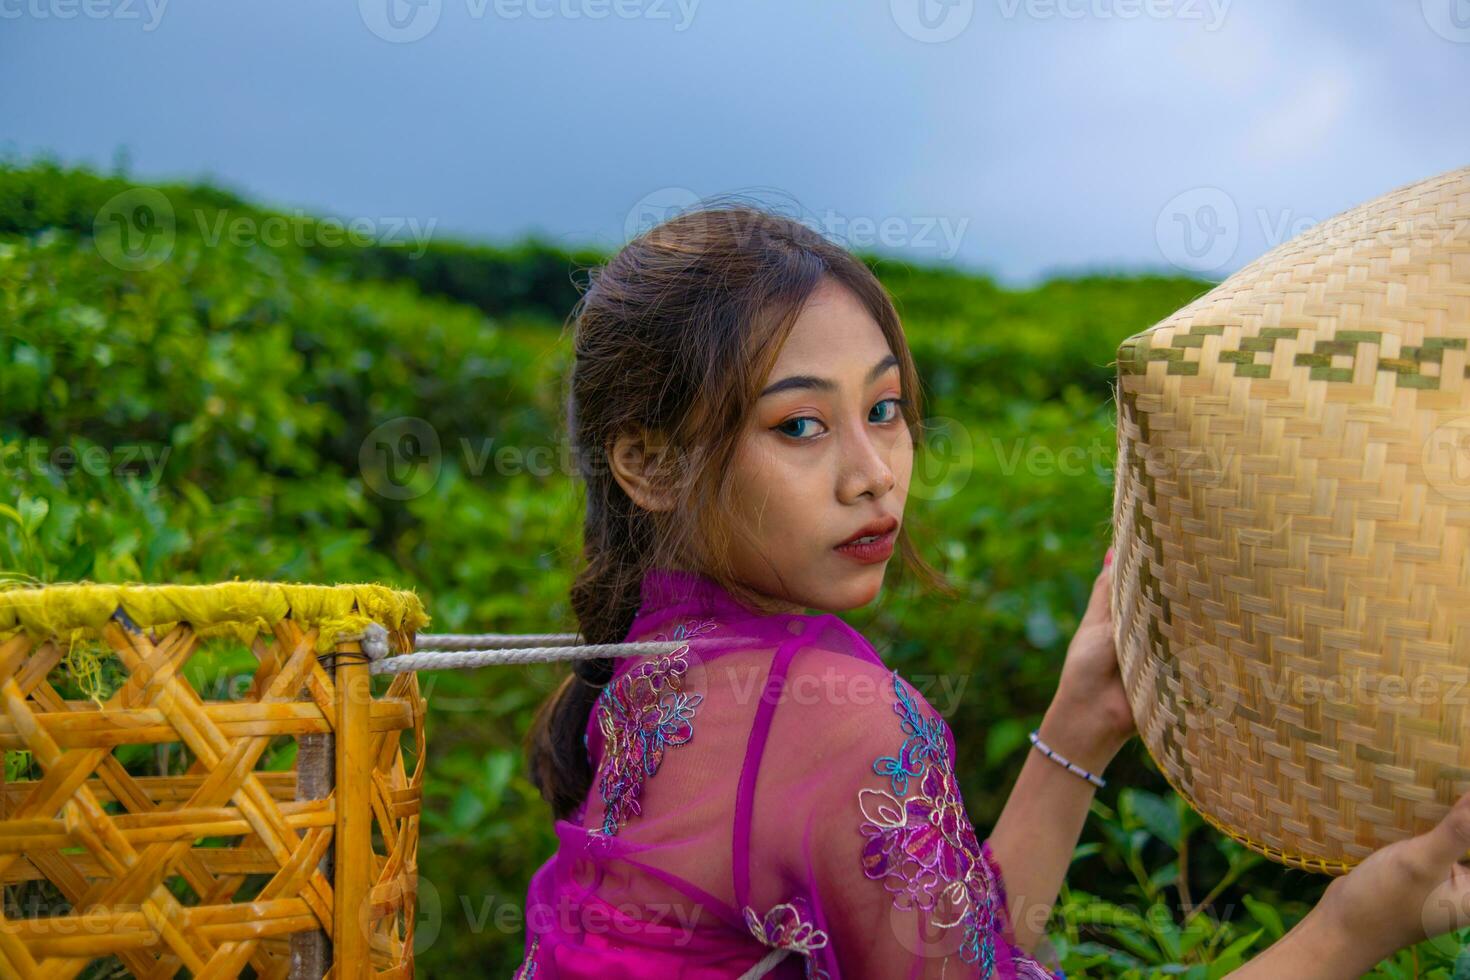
top-left (524, 669), bottom-right (607, 822)
top-left (525, 477), bottom-right (650, 820)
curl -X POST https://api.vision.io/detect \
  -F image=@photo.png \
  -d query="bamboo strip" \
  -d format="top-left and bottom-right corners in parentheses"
top-left (0, 698), bottom-right (415, 749)
top-left (332, 655), bottom-right (372, 970)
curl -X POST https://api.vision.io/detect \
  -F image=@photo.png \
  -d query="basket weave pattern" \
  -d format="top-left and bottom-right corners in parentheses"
top-left (1114, 165), bottom-right (1470, 874)
top-left (0, 584), bottom-right (425, 976)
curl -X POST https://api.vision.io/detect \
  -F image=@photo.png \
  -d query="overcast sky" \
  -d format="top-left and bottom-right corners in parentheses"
top-left (2, 0), bottom-right (1467, 285)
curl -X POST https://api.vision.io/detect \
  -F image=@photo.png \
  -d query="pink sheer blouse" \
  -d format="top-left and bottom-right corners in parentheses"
top-left (516, 567), bottom-right (1066, 979)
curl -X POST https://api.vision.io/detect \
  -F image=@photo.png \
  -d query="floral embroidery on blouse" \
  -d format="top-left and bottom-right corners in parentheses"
top-left (858, 670), bottom-right (1003, 977)
top-left (512, 933), bottom-right (540, 979)
top-left (743, 895), bottom-right (831, 980)
top-left (1018, 955), bottom-right (1065, 980)
top-left (590, 616), bottom-right (720, 837)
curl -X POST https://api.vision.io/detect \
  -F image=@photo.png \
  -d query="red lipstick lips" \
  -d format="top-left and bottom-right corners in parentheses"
top-left (834, 515), bottom-right (898, 564)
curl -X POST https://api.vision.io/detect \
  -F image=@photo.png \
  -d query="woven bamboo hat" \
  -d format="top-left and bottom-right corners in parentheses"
top-left (1113, 164), bottom-right (1470, 874)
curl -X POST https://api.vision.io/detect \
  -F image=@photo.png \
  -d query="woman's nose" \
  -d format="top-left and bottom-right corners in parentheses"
top-left (840, 429), bottom-right (897, 501)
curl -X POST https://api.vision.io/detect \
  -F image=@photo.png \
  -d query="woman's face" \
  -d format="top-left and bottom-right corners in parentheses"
top-left (725, 277), bottom-right (913, 612)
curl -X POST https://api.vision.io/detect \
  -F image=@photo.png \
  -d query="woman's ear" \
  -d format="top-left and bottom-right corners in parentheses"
top-left (609, 427), bottom-right (678, 512)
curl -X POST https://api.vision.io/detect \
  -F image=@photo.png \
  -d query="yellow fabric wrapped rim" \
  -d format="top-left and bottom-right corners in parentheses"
top-left (0, 581), bottom-right (430, 655)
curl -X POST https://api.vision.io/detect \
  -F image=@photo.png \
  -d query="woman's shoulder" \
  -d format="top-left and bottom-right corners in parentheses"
top-left (622, 603), bottom-right (953, 757)
top-left (763, 612), bottom-right (955, 762)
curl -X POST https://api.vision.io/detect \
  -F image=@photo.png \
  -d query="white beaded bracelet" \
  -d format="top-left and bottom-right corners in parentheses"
top-left (1028, 730), bottom-right (1107, 788)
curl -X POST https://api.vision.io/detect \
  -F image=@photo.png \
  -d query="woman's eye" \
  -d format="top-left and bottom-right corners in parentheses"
top-left (775, 416), bottom-right (823, 440)
top-left (871, 397), bottom-right (905, 423)
top-left (774, 399), bottom-right (904, 440)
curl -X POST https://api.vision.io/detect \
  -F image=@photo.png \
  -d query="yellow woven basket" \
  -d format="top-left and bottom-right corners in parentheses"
top-left (1113, 163), bottom-right (1470, 875)
top-left (0, 580), bottom-right (428, 976)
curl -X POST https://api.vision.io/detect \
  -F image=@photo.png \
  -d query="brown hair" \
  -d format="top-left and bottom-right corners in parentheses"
top-left (526, 200), bottom-right (952, 820)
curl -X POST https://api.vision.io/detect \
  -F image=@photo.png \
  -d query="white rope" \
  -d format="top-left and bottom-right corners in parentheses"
top-left (368, 639), bottom-right (695, 675)
top-left (333, 626), bottom-right (726, 676)
top-left (413, 633), bottom-right (582, 651)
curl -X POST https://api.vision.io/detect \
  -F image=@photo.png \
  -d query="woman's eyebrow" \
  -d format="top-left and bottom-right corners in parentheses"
top-left (759, 352), bottom-right (899, 398)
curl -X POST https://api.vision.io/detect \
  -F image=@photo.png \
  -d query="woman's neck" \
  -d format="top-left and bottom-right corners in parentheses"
top-left (648, 563), bottom-right (810, 617)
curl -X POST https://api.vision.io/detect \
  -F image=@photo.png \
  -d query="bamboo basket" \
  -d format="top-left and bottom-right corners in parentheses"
top-left (0, 581), bottom-right (428, 976)
top-left (1113, 163), bottom-right (1470, 874)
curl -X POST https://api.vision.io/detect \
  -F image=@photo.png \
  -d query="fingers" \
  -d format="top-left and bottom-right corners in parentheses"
top-left (1415, 793), bottom-right (1470, 942)
top-left (1418, 789), bottom-right (1470, 870)
top-left (1079, 548), bottom-right (1114, 629)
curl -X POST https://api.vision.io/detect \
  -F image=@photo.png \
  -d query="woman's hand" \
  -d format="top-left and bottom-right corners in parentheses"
top-left (1038, 548), bottom-right (1135, 773)
top-left (1320, 788), bottom-right (1470, 965)
top-left (1236, 789), bottom-right (1470, 977)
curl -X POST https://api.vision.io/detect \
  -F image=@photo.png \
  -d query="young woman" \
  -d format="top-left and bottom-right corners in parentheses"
top-left (518, 204), bottom-right (1470, 978)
